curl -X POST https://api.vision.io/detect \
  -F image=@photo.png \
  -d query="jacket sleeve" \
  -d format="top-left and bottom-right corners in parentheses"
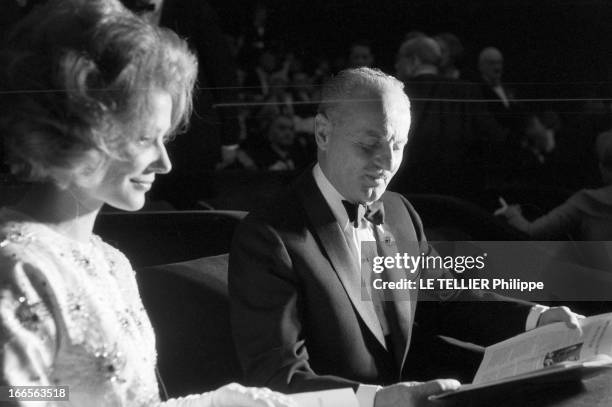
top-left (228, 216), bottom-right (360, 393)
top-left (399, 195), bottom-right (534, 346)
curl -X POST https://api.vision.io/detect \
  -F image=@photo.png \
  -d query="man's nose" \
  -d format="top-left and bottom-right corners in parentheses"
top-left (374, 143), bottom-right (394, 171)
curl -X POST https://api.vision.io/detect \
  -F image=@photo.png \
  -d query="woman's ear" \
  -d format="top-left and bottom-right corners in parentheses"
top-left (314, 113), bottom-right (332, 151)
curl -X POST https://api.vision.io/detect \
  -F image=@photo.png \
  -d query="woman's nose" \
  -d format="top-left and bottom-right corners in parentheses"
top-left (153, 142), bottom-right (172, 174)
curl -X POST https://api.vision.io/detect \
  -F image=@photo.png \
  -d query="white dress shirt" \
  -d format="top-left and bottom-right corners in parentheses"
top-left (492, 84), bottom-right (510, 108)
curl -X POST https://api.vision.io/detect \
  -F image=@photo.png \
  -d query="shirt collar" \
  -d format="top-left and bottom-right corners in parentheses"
top-left (313, 163), bottom-right (352, 231)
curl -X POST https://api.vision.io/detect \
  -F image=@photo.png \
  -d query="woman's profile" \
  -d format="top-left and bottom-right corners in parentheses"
top-left (0, 1), bottom-right (294, 406)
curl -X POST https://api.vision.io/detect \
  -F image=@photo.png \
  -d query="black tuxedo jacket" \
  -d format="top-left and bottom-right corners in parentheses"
top-left (229, 168), bottom-right (533, 393)
top-left (479, 81), bottom-right (522, 134)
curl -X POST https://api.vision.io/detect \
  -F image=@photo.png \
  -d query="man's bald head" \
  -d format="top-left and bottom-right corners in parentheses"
top-left (317, 67), bottom-right (409, 126)
top-left (395, 36), bottom-right (441, 81)
top-left (479, 47), bottom-right (504, 85)
top-left (479, 47), bottom-right (503, 64)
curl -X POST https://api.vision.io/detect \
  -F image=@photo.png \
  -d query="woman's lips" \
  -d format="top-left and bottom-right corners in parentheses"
top-left (130, 178), bottom-right (153, 190)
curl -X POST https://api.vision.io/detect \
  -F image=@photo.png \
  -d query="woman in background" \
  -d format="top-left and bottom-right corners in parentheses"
top-left (0, 1), bottom-right (294, 406)
top-left (496, 130), bottom-right (612, 240)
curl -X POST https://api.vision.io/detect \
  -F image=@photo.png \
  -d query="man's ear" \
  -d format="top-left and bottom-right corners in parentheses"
top-left (314, 113), bottom-right (332, 151)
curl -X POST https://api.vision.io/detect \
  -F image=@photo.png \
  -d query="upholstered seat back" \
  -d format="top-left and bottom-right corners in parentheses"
top-left (95, 210), bottom-right (246, 267)
top-left (137, 254), bottom-right (241, 397)
top-left (94, 211), bottom-right (247, 397)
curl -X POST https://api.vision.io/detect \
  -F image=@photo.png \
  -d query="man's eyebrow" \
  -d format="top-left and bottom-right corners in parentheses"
top-left (360, 129), bottom-right (382, 138)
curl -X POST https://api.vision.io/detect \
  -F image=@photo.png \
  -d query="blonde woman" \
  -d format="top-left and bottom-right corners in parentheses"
top-left (0, 1), bottom-right (294, 406)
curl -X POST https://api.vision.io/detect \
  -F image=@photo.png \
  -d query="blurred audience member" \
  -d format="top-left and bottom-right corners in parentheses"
top-left (248, 115), bottom-right (310, 171)
top-left (258, 72), bottom-right (295, 118)
top-left (122, 0), bottom-right (242, 207)
top-left (290, 71), bottom-right (317, 141)
top-left (238, 1), bottom-right (273, 67)
top-left (290, 71), bottom-right (316, 118)
top-left (312, 56), bottom-right (332, 85)
top-left (395, 36), bottom-right (441, 80)
top-left (496, 130), bottom-right (612, 240)
top-left (347, 40), bottom-right (375, 68)
top-left (496, 112), bottom-right (563, 187)
top-left (523, 113), bottom-right (558, 164)
top-left (434, 32), bottom-right (464, 79)
top-left (393, 36), bottom-right (507, 202)
top-left (243, 49), bottom-right (279, 100)
top-left (562, 92), bottom-right (612, 188)
top-left (225, 33), bottom-right (246, 85)
top-left (216, 146), bottom-right (258, 171)
top-left (478, 46), bottom-right (522, 133)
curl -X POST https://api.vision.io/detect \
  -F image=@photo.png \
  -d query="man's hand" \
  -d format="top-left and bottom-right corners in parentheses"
top-left (493, 197), bottom-right (522, 218)
top-left (374, 379), bottom-right (460, 407)
top-left (537, 306), bottom-right (585, 335)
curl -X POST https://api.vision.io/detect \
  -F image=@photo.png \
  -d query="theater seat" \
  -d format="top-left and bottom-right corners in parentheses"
top-left (92, 201), bottom-right (505, 396)
top-left (138, 254), bottom-right (486, 394)
top-left (207, 170), bottom-right (298, 212)
top-left (93, 210), bottom-right (248, 396)
top-left (137, 254), bottom-right (242, 397)
top-left (94, 210), bottom-right (247, 268)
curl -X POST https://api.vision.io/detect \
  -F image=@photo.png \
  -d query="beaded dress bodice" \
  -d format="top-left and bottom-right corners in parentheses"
top-left (0, 208), bottom-right (161, 406)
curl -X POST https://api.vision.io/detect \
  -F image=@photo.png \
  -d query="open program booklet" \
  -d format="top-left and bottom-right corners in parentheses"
top-left (432, 312), bottom-right (612, 400)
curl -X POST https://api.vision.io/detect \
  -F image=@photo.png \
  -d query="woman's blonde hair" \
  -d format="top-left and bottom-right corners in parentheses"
top-left (0, 0), bottom-right (198, 187)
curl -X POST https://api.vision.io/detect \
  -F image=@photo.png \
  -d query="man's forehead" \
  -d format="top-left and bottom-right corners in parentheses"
top-left (483, 54), bottom-right (503, 63)
top-left (343, 101), bottom-right (410, 140)
top-left (335, 87), bottom-right (409, 115)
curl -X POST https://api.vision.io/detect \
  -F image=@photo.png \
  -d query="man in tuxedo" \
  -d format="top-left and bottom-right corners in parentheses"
top-left (392, 36), bottom-right (507, 202)
top-left (478, 47), bottom-right (522, 134)
top-left (229, 67), bottom-right (581, 407)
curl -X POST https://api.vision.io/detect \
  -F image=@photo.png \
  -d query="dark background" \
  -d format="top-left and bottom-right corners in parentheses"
top-left (211, 0), bottom-right (612, 100)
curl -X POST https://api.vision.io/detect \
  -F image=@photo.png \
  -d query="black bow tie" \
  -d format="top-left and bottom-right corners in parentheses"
top-left (342, 200), bottom-right (385, 228)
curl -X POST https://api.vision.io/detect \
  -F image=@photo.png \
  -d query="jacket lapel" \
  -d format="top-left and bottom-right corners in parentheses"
top-left (294, 171), bottom-right (387, 350)
top-left (381, 195), bottom-right (421, 373)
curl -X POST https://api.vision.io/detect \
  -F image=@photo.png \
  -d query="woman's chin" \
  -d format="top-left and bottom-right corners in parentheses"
top-left (107, 197), bottom-right (146, 212)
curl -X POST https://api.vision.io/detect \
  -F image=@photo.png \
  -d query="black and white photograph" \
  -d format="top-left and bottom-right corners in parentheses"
top-left (1, 1), bottom-right (612, 406)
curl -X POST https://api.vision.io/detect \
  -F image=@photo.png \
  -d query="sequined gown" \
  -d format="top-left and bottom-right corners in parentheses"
top-left (0, 208), bottom-right (213, 406)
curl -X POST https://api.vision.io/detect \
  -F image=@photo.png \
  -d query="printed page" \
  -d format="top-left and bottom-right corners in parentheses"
top-left (473, 312), bottom-right (612, 384)
top-left (292, 388), bottom-right (359, 407)
top-left (430, 356), bottom-right (612, 401)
